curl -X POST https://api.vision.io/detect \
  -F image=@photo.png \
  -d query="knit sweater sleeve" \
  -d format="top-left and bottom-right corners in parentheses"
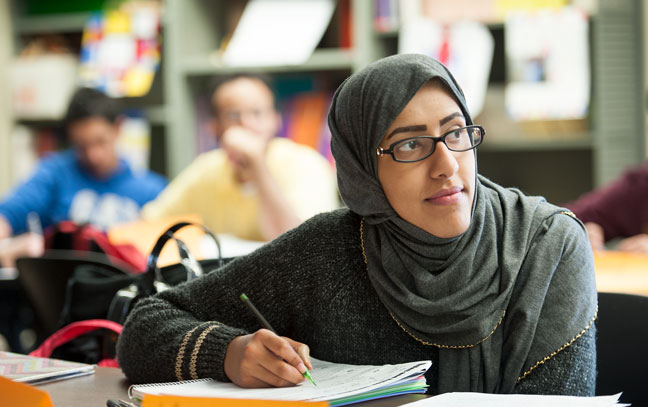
top-left (116, 211), bottom-right (347, 384)
top-left (116, 287), bottom-right (248, 384)
top-left (513, 324), bottom-right (596, 395)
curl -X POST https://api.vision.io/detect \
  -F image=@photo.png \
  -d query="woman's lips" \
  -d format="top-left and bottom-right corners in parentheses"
top-left (425, 186), bottom-right (463, 205)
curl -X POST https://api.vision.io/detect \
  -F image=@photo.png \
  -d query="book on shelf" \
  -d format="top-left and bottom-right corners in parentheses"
top-left (374, 0), bottom-right (400, 33)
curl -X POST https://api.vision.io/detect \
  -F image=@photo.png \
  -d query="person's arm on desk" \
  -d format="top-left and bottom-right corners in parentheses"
top-left (566, 163), bottom-right (648, 250)
top-left (0, 215), bottom-right (12, 240)
top-left (117, 230), bottom-right (316, 385)
top-left (616, 233), bottom-right (648, 253)
top-left (584, 221), bottom-right (648, 253)
top-left (0, 214), bottom-right (44, 268)
top-left (583, 222), bottom-right (605, 251)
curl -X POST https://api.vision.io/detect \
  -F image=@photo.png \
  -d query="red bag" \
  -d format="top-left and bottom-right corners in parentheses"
top-left (45, 221), bottom-right (146, 272)
top-left (29, 319), bottom-right (123, 367)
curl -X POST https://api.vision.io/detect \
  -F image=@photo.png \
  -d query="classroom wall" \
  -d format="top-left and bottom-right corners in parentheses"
top-left (0, 1), bottom-right (12, 195)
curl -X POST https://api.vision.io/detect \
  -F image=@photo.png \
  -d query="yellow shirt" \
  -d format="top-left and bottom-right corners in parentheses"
top-left (141, 138), bottom-right (339, 241)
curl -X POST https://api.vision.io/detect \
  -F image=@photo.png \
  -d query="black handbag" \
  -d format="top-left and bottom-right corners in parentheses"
top-left (51, 222), bottom-right (225, 364)
top-left (106, 221), bottom-right (224, 325)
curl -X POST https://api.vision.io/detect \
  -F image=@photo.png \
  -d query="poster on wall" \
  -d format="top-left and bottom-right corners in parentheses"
top-left (505, 7), bottom-right (590, 121)
top-left (79, 2), bottom-right (162, 97)
top-left (399, 19), bottom-right (494, 118)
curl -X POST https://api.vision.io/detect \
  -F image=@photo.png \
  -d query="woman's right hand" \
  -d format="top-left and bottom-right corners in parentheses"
top-left (224, 329), bottom-right (313, 388)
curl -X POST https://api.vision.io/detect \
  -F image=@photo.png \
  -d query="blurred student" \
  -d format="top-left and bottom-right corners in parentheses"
top-left (0, 88), bottom-right (167, 264)
top-left (141, 74), bottom-right (338, 241)
top-left (565, 161), bottom-right (648, 253)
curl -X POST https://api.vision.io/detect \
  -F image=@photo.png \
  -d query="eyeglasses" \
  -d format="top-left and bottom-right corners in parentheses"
top-left (219, 108), bottom-right (273, 124)
top-left (376, 125), bottom-right (485, 163)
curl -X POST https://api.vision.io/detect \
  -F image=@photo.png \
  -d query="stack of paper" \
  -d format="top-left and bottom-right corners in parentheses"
top-left (403, 392), bottom-right (627, 406)
top-left (222, 0), bottom-right (335, 67)
top-left (130, 358), bottom-right (431, 406)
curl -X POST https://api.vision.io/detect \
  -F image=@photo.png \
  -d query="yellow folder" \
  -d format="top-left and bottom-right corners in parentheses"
top-left (0, 375), bottom-right (53, 407)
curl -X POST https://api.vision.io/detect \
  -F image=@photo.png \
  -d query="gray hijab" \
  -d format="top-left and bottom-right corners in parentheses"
top-left (329, 54), bottom-right (596, 393)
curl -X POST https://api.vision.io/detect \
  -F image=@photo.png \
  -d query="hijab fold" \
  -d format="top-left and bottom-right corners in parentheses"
top-left (329, 54), bottom-right (597, 393)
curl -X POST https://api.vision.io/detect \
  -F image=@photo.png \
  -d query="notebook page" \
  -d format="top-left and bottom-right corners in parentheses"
top-left (131, 358), bottom-right (430, 402)
top-left (0, 351), bottom-right (95, 384)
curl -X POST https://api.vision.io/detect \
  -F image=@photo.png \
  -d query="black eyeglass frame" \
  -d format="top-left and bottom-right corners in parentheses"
top-left (376, 125), bottom-right (486, 163)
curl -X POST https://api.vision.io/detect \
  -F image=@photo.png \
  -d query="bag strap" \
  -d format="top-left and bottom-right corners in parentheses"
top-left (140, 222), bottom-right (222, 296)
top-left (29, 319), bottom-right (123, 360)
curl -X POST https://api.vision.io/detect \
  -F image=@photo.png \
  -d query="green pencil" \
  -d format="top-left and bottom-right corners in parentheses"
top-left (239, 293), bottom-right (317, 386)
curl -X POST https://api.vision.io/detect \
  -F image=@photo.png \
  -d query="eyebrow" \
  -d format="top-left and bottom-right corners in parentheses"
top-left (439, 112), bottom-right (465, 126)
top-left (386, 112), bottom-right (465, 140)
top-left (386, 125), bottom-right (427, 140)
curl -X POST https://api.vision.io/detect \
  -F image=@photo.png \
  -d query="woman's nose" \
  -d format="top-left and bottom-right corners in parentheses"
top-left (427, 142), bottom-right (459, 179)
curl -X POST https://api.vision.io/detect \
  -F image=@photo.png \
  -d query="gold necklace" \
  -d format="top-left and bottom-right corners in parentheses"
top-left (360, 213), bottom-right (597, 383)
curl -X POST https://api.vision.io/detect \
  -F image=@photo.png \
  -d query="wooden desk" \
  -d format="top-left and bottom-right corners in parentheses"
top-left (594, 251), bottom-right (648, 296)
top-left (40, 367), bottom-right (129, 407)
top-left (39, 367), bottom-right (428, 407)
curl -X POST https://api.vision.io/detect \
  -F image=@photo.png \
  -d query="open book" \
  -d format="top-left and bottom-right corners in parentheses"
top-left (0, 351), bottom-right (95, 384)
top-left (129, 358), bottom-right (431, 406)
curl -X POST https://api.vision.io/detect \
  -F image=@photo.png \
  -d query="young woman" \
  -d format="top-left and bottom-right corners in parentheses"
top-left (117, 54), bottom-right (597, 395)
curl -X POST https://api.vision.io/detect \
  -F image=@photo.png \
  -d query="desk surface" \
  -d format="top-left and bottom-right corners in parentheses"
top-left (39, 367), bottom-right (428, 407)
top-left (594, 251), bottom-right (648, 296)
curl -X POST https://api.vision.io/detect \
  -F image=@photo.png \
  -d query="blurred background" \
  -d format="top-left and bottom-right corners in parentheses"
top-left (1, 0), bottom-right (646, 205)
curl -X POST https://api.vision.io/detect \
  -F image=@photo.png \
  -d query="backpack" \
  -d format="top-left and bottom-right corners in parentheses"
top-left (31, 222), bottom-right (225, 366)
top-left (45, 221), bottom-right (147, 272)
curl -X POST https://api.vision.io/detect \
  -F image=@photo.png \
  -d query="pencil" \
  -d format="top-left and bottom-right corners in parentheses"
top-left (239, 293), bottom-right (317, 386)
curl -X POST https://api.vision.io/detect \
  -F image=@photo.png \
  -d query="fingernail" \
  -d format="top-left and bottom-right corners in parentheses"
top-left (298, 362), bottom-right (307, 373)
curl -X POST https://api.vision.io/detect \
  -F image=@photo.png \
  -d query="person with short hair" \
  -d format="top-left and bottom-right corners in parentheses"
top-left (0, 88), bottom-right (167, 264)
top-left (140, 74), bottom-right (339, 241)
top-left (118, 55), bottom-right (596, 396)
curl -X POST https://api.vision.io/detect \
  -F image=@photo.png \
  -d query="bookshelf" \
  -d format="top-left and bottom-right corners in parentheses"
top-left (0, 2), bottom-right (12, 195)
top-left (3, 0), bottom-right (646, 205)
top-left (162, 0), bottom-right (378, 177)
top-left (367, 1), bottom-right (646, 204)
top-left (7, 0), bottom-right (168, 181)
top-left (13, 12), bottom-right (90, 34)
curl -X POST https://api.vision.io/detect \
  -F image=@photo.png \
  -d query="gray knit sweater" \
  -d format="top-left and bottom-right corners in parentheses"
top-left (117, 209), bottom-right (596, 395)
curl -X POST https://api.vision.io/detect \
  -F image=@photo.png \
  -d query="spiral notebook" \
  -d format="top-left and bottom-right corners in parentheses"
top-left (0, 351), bottom-right (95, 384)
top-left (129, 358), bottom-right (431, 406)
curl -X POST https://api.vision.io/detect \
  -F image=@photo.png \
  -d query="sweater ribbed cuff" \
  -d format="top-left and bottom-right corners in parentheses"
top-left (174, 322), bottom-right (248, 383)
